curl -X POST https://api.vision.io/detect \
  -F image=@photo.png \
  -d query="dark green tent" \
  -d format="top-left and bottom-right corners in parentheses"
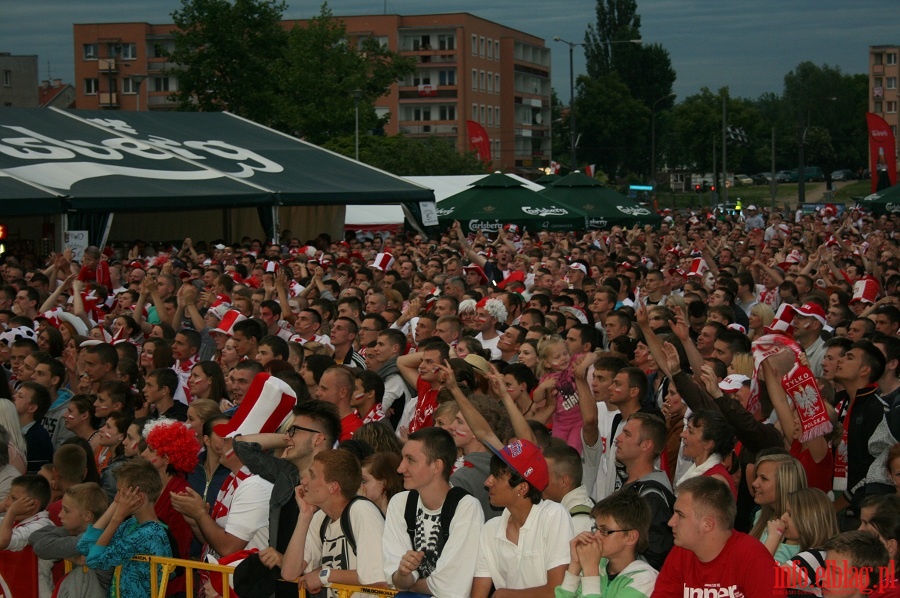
top-left (857, 184), bottom-right (900, 216)
top-left (539, 171), bottom-right (661, 229)
top-left (534, 173), bottom-right (561, 185)
top-left (436, 172), bottom-right (587, 234)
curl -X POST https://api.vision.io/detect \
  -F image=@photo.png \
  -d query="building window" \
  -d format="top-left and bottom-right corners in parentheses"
top-left (487, 71), bottom-right (493, 92)
top-left (487, 107), bottom-right (493, 126)
top-left (83, 44), bottom-right (98, 60)
top-left (888, 77), bottom-right (897, 90)
top-left (495, 106), bottom-right (500, 124)
top-left (84, 78), bottom-right (99, 95)
top-left (487, 38), bottom-right (493, 59)
top-left (481, 104), bottom-right (486, 124)
top-left (495, 74), bottom-right (500, 93)
top-left (153, 77), bottom-right (171, 92)
top-left (439, 106), bottom-right (456, 120)
top-left (889, 53), bottom-right (898, 65)
top-left (2, 70), bottom-right (10, 87)
top-left (438, 35), bottom-right (455, 51)
top-left (875, 101), bottom-right (883, 113)
top-left (122, 77), bottom-right (140, 94)
top-left (876, 77), bottom-right (884, 88)
top-left (888, 101), bottom-right (898, 114)
top-left (473, 103), bottom-right (478, 119)
top-left (472, 69), bottom-right (477, 91)
top-left (471, 34), bottom-right (477, 55)
top-left (121, 43), bottom-right (137, 59)
top-left (438, 70), bottom-right (455, 86)
top-left (479, 36), bottom-right (485, 57)
top-left (875, 53), bottom-right (884, 66)
top-left (494, 40), bottom-right (500, 60)
top-left (480, 70), bottom-right (485, 91)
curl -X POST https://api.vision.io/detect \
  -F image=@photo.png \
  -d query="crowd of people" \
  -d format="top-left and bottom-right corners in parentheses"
top-left (0, 204), bottom-right (899, 597)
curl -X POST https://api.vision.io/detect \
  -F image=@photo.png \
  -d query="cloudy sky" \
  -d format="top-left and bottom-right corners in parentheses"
top-left (3, 0), bottom-right (899, 102)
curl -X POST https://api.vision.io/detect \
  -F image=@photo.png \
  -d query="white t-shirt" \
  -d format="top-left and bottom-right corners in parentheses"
top-left (474, 500), bottom-right (573, 590)
top-left (304, 499), bottom-right (386, 590)
top-left (208, 470), bottom-right (273, 560)
top-left (475, 333), bottom-right (501, 360)
top-left (382, 490), bottom-right (484, 598)
top-left (581, 401), bottom-right (625, 502)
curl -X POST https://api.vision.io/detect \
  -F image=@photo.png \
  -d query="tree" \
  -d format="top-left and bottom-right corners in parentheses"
top-left (323, 135), bottom-right (486, 176)
top-left (169, 0), bottom-right (289, 125)
top-left (584, 0), bottom-right (641, 79)
top-left (275, 5), bottom-right (415, 144)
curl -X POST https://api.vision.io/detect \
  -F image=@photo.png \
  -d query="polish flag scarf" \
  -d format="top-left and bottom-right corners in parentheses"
top-left (751, 333), bottom-right (833, 443)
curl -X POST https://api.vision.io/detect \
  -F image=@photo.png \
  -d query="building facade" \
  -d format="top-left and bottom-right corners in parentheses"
top-left (869, 45), bottom-right (900, 171)
top-left (0, 53), bottom-right (39, 107)
top-left (72, 13), bottom-right (551, 172)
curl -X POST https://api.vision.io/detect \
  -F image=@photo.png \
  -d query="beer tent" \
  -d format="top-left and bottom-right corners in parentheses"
top-left (539, 171), bottom-right (661, 229)
top-left (436, 172), bottom-right (587, 235)
top-left (0, 108), bottom-right (434, 245)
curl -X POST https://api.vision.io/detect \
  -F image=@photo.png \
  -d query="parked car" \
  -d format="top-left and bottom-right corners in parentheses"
top-left (775, 170), bottom-right (792, 183)
top-left (788, 167), bottom-right (825, 182)
top-left (831, 169), bottom-right (853, 181)
top-left (751, 173), bottom-right (771, 185)
top-left (735, 174), bottom-right (753, 186)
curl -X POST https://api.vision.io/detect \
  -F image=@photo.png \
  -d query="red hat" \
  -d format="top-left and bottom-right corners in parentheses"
top-left (485, 439), bottom-right (548, 491)
top-left (213, 373), bottom-right (296, 438)
top-left (764, 303), bottom-right (796, 335)
top-left (371, 252), bottom-right (395, 272)
top-left (128, 260), bottom-right (146, 270)
top-left (851, 278), bottom-right (880, 305)
top-left (211, 310), bottom-right (247, 336)
top-left (793, 302), bottom-right (827, 326)
top-left (497, 270), bottom-right (525, 290)
top-left (262, 260), bottom-right (280, 274)
top-left (463, 264), bottom-right (489, 285)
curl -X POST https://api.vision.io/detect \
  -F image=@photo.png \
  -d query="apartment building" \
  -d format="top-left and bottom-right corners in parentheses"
top-left (72, 13), bottom-right (551, 171)
top-left (870, 45), bottom-right (900, 170)
top-left (0, 53), bottom-right (39, 107)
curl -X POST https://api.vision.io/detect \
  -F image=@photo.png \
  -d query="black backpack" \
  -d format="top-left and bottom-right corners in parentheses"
top-left (318, 495), bottom-right (383, 554)
top-left (404, 487), bottom-right (468, 557)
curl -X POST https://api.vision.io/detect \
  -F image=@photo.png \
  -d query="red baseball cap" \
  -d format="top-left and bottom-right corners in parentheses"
top-left (485, 439), bottom-right (548, 491)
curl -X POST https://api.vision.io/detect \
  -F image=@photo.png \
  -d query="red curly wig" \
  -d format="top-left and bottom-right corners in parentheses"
top-left (145, 419), bottom-right (200, 474)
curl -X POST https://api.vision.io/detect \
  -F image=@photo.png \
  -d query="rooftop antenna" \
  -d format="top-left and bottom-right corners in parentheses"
top-left (46, 60), bottom-right (51, 81)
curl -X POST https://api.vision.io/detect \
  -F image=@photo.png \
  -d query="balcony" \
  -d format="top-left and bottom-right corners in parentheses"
top-left (98, 58), bottom-right (117, 73)
top-left (147, 61), bottom-right (177, 73)
top-left (398, 87), bottom-right (458, 100)
top-left (99, 92), bottom-right (119, 107)
top-left (399, 122), bottom-right (458, 135)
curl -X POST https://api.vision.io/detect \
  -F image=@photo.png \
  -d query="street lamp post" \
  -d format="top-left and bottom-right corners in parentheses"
top-left (351, 89), bottom-right (363, 162)
top-left (131, 74), bottom-right (146, 112)
top-left (651, 92), bottom-right (675, 185)
top-left (553, 37), bottom-right (642, 171)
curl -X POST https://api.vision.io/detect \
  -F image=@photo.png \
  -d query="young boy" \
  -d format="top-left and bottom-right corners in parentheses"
top-left (14, 381), bottom-right (54, 472)
top-left (0, 474), bottom-right (53, 551)
top-left (556, 491), bottom-right (659, 598)
top-left (30, 482), bottom-right (112, 598)
top-left (77, 458), bottom-right (172, 598)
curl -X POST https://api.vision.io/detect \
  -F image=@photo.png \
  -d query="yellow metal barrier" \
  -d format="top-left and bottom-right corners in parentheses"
top-left (65, 554), bottom-right (236, 598)
top-left (300, 583), bottom-right (398, 598)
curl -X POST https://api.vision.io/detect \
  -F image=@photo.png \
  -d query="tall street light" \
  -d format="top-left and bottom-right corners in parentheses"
top-left (351, 89), bottom-right (363, 161)
top-left (131, 74), bottom-right (146, 112)
top-left (553, 37), bottom-right (641, 170)
top-left (651, 92), bottom-right (676, 185)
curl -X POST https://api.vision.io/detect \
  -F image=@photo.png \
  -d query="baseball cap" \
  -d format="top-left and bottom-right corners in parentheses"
top-left (719, 374), bottom-right (750, 393)
top-left (793, 302), bottom-right (826, 326)
top-left (485, 439), bottom-right (548, 491)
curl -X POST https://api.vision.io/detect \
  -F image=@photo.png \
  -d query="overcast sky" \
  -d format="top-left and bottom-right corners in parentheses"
top-left (3, 0), bottom-right (898, 102)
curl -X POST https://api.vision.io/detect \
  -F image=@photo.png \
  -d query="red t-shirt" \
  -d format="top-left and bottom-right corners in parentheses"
top-left (408, 377), bottom-right (439, 434)
top-left (155, 475), bottom-right (193, 594)
top-left (653, 530), bottom-right (785, 598)
top-left (340, 412), bottom-right (363, 442)
top-left (790, 439), bottom-right (833, 494)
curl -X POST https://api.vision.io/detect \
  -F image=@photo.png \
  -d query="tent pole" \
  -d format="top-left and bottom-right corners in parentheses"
top-left (59, 213), bottom-right (68, 253)
top-left (99, 213), bottom-right (114, 253)
top-left (271, 203), bottom-right (279, 244)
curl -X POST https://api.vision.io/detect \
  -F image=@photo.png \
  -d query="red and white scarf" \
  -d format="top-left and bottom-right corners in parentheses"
top-left (751, 334), bottom-right (833, 442)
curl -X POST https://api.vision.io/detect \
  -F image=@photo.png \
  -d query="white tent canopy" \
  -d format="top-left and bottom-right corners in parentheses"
top-left (344, 174), bottom-right (544, 230)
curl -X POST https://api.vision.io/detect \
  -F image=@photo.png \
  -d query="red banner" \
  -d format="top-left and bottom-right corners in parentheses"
top-left (466, 120), bottom-right (491, 163)
top-left (0, 547), bottom-right (40, 597)
top-left (866, 112), bottom-right (897, 192)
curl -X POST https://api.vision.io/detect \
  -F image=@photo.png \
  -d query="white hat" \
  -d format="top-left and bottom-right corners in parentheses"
top-left (213, 373), bottom-right (295, 438)
top-left (211, 310), bottom-right (247, 336)
top-left (719, 374), bottom-right (750, 392)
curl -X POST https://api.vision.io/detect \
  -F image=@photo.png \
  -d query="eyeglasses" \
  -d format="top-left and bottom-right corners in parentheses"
top-left (590, 525), bottom-right (633, 537)
top-left (286, 425), bottom-right (321, 438)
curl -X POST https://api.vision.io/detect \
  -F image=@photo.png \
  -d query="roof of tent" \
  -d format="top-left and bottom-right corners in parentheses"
top-left (345, 174), bottom-right (544, 228)
top-left (0, 108), bottom-right (433, 215)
